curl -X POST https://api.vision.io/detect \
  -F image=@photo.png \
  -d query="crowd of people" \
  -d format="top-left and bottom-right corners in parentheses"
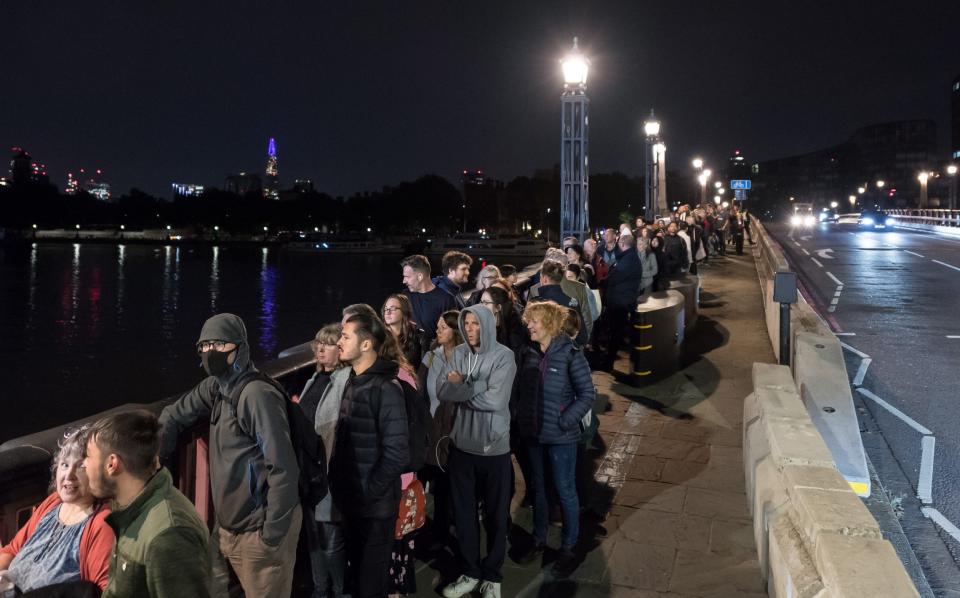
top-left (0, 202), bottom-right (754, 598)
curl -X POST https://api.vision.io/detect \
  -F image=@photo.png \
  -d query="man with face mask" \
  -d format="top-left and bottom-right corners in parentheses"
top-left (158, 313), bottom-right (302, 598)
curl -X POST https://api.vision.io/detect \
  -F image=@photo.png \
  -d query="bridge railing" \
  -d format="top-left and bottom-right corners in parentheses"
top-left (886, 209), bottom-right (960, 229)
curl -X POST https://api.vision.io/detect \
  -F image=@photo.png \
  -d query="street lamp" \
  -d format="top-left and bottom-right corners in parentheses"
top-left (698, 173), bottom-right (709, 205)
top-left (692, 158), bottom-right (703, 170)
top-left (857, 186), bottom-right (866, 195)
top-left (876, 180), bottom-right (885, 189)
top-left (643, 109), bottom-right (664, 220)
top-left (917, 172), bottom-right (929, 208)
top-left (849, 195), bottom-right (856, 210)
top-left (830, 201), bottom-right (838, 209)
top-left (714, 181), bottom-right (722, 189)
top-left (560, 37), bottom-right (590, 241)
top-left (948, 165), bottom-right (958, 210)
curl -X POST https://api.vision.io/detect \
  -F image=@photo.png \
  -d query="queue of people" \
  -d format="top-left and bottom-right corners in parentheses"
top-left (0, 206), bottom-right (750, 597)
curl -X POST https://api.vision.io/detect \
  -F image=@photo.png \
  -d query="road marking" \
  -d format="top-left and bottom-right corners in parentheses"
top-left (839, 341), bottom-right (869, 359)
top-left (815, 248), bottom-right (835, 259)
top-left (835, 332), bottom-right (856, 336)
top-left (802, 248), bottom-right (810, 255)
top-left (852, 357), bottom-right (871, 386)
top-left (830, 298), bottom-right (839, 305)
top-left (856, 387), bottom-right (933, 435)
top-left (948, 335), bottom-right (960, 339)
top-left (904, 250), bottom-right (925, 258)
top-left (833, 290), bottom-right (842, 297)
top-left (594, 401), bottom-right (645, 491)
top-left (933, 259), bottom-right (960, 272)
top-left (793, 241), bottom-right (801, 247)
top-left (800, 235), bottom-right (812, 241)
top-left (919, 436), bottom-right (935, 505)
top-left (922, 507), bottom-right (960, 544)
top-left (825, 271), bottom-right (844, 286)
top-left (811, 258), bottom-right (824, 268)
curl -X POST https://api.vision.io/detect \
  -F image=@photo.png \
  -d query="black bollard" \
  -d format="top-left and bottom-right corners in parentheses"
top-left (773, 272), bottom-right (797, 367)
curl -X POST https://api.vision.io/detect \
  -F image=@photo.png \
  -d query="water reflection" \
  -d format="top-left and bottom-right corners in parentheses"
top-left (116, 245), bottom-right (126, 324)
top-left (209, 246), bottom-right (220, 312)
top-left (259, 247), bottom-right (278, 357)
top-left (26, 243), bottom-right (37, 332)
top-left (160, 245), bottom-right (181, 343)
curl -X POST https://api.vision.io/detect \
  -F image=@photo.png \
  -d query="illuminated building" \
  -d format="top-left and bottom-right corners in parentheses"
top-left (86, 182), bottom-right (111, 201)
top-left (264, 137), bottom-right (279, 200)
top-left (65, 172), bottom-right (80, 195)
top-left (172, 183), bottom-right (205, 197)
top-left (9, 148), bottom-right (37, 184)
top-left (294, 178), bottom-right (313, 193)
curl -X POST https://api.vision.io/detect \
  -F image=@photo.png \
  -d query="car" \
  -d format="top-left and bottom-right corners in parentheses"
top-left (858, 209), bottom-right (894, 230)
top-left (789, 203), bottom-right (817, 228)
top-left (818, 208), bottom-right (839, 223)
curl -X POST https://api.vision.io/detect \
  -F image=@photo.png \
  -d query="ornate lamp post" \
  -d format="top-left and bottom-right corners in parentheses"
top-left (643, 111), bottom-right (665, 220)
top-left (560, 37), bottom-right (590, 242)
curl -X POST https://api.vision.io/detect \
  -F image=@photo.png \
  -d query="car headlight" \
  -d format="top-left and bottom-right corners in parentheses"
top-left (885, 218), bottom-right (895, 226)
top-left (790, 215), bottom-right (802, 226)
top-left (861, 217), bottom-right (874, 225)
top-left (818, 213), bottom-right (827, 221)
top-left (803, 215), bottom-right (816, 227)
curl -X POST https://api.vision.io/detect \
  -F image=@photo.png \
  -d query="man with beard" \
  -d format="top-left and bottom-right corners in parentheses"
top-left (84, 410), bottom-right (210, 598)
top-left (158, 313), bottom-right (302, 598)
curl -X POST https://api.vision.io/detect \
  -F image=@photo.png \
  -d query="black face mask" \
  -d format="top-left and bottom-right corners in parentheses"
top-left (201, 349), bottom-right (234, 377)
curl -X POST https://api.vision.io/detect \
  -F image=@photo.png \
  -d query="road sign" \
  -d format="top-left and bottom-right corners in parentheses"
top-left (730, 180), bottom-right (752, 190)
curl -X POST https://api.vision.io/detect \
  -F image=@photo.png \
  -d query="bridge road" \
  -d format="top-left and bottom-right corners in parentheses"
top-left (766, 222), bottom-right (960, 584)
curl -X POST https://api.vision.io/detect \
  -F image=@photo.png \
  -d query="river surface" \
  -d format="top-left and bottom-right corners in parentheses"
top-left (0, 242), bottom-right (535, 442)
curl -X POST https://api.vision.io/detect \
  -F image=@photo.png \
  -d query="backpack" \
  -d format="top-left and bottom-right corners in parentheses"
top-left (379, 377), bottom-right (431, 472)
top-left (226, 371), bottom-right (328, 510)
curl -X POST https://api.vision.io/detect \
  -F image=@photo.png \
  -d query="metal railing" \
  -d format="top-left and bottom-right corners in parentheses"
top-left (886, 209), bottom-right (960, 228)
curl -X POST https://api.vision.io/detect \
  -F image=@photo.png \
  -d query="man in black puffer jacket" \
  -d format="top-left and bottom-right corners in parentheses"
top-left (330, 313), bottom-right (409, 598)
top-left (601, 234), bottom-right (642, 371)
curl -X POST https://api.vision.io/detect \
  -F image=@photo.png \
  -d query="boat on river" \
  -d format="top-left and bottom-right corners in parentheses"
top-left (425, 233), bottom-right (547, 257)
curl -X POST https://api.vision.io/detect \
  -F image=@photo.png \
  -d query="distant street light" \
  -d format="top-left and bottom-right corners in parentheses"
top-left (718, 188), bottom-right (725, 195)
top-left (857, 186), bottom-right (866, 194)
top-left (692, 158), bottom-right (703, 170)
top-left (948, 165), bottom-right (958, 210)
top-left (918, 172), bottom-right (930, 208)
top-left (830, 201), bottom-right (838, 208)
top-left (713, 196), bottom-right (721, 205)
top-left (75, 224), bottom-right (80, 229)
top-left (643, 111), bottom-right (666, 220)
top-left (876, 180), bottom-right (885, 189)
top-left (722, 201), bottom-right (729, 209)
top-left (714, 181), bottom-right (722, 189)
top-left (848, 195), bottom-right (856, 209)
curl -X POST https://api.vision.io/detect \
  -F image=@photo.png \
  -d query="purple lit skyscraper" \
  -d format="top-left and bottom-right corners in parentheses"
top-left (264, 137), bottom-right (279, 200)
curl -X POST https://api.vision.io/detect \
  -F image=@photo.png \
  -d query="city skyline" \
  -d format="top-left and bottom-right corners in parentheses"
top-left (2, 2), bottom-right (959, 198)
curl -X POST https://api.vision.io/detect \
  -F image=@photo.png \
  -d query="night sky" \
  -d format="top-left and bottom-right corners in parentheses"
top-left (3, 1), bottom-right (958, 198)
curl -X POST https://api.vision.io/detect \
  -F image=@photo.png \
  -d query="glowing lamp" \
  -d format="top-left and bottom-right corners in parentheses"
top-left (948, 165), bottom-right (958, 175)
top-left (561, 38), bottom-right (589, 87)
top-left (644, 118), bottom-right (661, 137)
top-left (692, 158), bottom-right (703, 169)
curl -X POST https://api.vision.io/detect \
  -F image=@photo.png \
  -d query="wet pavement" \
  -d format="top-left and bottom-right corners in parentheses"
top-left (767, 221), bottom-right (960, 594)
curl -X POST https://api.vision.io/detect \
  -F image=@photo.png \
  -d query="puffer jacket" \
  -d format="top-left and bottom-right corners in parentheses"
top-left (329, 358), bottom-right (409, 519)
top-left (605, 247), bottom-right (642, 308)
top-left (516, 335), bottom-right (595, 444)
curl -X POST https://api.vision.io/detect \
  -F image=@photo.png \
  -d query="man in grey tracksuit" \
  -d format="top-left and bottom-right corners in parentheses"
top-left (158, 313), bottom-right (302, 598)
top-left (436, 306), bottom-right (517, 598)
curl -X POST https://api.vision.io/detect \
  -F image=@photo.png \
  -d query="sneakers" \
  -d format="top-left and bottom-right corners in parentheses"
top-left (442, 575), bottom-right (479, 598)
top-left (479, 581), bottom-right (501, 598)
top-left (551, 549), bottom-right (578, 577)
top-left (516, 542), bottom-right (545, 565)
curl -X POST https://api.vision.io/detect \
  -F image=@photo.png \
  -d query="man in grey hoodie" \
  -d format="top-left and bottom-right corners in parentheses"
top-left (437, 306), bottom-right (517, 598)
top-left (158, 313), bottom-right (302, 598)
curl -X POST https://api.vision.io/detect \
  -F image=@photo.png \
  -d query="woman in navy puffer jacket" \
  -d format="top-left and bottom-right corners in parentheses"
top-left (515, 301), bottom-right (595, 573)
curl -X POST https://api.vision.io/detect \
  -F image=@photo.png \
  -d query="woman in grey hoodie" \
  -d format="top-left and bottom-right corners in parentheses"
top-left (436, 306), bottom-right (517, 598)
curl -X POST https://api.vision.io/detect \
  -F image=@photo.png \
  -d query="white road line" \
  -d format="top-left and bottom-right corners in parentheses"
top-left (948, 335), bottom-right (960, 339)
top-left (919, 436), bottom-right (935, 505)
top-left (932, 259), bottom-right (960, 273)
top-left (833, 290), bottom-right (842, 297)
top-left (852, 357), bottom-right (871, 387)
top-left (828, 306), bottom-right (836, 312)
top-left (825, 271), bottom-right (844, 286)
top-left (904, 250), bottom-right (925, 258)
top-left (802, 248), bottom-right (810, 255)
top-left (856, 387), bottom-right (933, 435)
top-left (811, 258), bottom-right (824, 268)
top-left (830, 298), bottom-right (839, 305)
top-left (793, 241), bottom-right (801, 247)
top-left (922, 507), bottom-right (960, 544)
top-left (840, 341), bottom-right (869, 359)
top-left (835, 332), bottom-right (856, 336)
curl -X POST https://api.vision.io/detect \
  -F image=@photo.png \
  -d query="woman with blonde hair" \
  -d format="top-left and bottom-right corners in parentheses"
top-left (515, 301), bottom-right (595, 577)
top-left (466, 264), bottom-right (501, 307)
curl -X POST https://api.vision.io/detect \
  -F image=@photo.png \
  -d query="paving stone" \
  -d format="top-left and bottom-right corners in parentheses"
top-left (669, 549), bottom-right (765, 596)
top-left (625, 455), bottom-right (666, 482)
top-left (615, 480), bottom-right (687, 513)
top-left (626, 436), bottom-right (711, 462)
top-left (710, 519), bottom-right (758, 556)
top-left (606, 540), bottom-right (676, 591)
top-left (683, 487), bottom-right (751, 521)
top-left (619, 509), bottom-right (712, 552)
top-left (660, 460), bottom-right (745, 493)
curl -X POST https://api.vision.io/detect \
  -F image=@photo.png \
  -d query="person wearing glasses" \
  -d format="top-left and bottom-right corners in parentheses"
top-left (0, 426), bottom-right (114, 595)
top-left (382, 294), bottom-right (430, 368)
top-left (158, 313), bottom-right (302, 598)
top-left (466, 265), bottom-right (501, 307)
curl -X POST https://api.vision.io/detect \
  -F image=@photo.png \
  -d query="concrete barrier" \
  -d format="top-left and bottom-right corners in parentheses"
top-left (752, 220), bottom-right (869, 496)
top-left (744, 363), bottom-right (918, 597)
top-left (630, 289), bottom-right (684, 385)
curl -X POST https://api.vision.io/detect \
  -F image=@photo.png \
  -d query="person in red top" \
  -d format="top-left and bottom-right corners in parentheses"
top-left (0, 426), bottom-right (114, 593)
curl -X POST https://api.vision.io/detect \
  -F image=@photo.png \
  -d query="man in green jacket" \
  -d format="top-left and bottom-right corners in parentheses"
top-left (84, 410), bottom-right (210, 598)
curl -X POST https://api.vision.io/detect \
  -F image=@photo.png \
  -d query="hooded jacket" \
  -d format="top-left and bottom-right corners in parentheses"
top-left (158, 313), bottom-right (301, 546)
top-left (328, 358), bottom-right (409, 519)
top-left (433, 275), bottom-right (467, 309)
top-left (437, 305), bottom-right (517, 456)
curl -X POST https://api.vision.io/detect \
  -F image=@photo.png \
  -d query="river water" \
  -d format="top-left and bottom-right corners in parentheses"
top-left (0, 242), bottom-right (535, 442)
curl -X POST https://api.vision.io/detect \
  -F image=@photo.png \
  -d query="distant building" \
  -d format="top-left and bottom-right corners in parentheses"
top-left (8, 148), bottom-right (49, 185)
top-left (65, 172), bottom-right (80, 195)
top-left (86, 181), bottom-right (111, 201)
top-left (225, 172), bottom-right (262, 196)
top-left (172, 183), bottom-right (205, 197)
top-left (264, 138), bottom-right (279, 200)
top-left (293, 178), bottom-right (313, 193)
top-left (752, 120), bottom-right (937, 209)
top-left (952, 74), bottom-right (960, 160)
top-left (461, 169), bottom-right (508, 232)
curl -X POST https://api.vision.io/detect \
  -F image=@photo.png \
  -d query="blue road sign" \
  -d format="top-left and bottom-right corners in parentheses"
top-left (730, 180), bottom-right (752, 190)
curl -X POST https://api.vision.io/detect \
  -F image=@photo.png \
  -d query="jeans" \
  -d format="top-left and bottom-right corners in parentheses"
top-left (526, 441), bottom-right (580, 550)
top-left (447, 448), bottom-right (512, 583)
top-left (308, 520), bottom-right (347, 597)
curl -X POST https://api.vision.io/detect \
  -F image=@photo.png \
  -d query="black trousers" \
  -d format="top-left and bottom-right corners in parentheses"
top-left (344, 515), bottom-right (395, 598)
top-left (448, 447), bottom-right (512, 583)
top-left (733, 232), bottom-right (744, 255)
top-left (604, 304), bottom-right (631, 369)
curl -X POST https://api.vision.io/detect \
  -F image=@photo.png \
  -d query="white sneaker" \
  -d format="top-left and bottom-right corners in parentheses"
top-left (442, 575), bottom-right (479, 598)
top-left (479, 580), bottom-right (501, 598)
